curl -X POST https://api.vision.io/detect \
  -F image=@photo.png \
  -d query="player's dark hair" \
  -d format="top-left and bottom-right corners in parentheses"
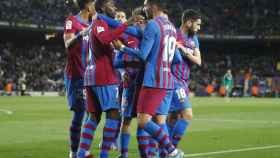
top-left (132, 6), bottom-right (149, 20)
top-left (76, 0), bottom-right (94, 10)
top-left (95, 0), bottom-right (112, 13)
top-left (182, 9), bottom-right (201, 24)
top-left (145, 0), bottom-right (168, 14)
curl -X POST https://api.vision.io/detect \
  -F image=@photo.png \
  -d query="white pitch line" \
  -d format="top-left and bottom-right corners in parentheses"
top-left (184, 145), bottom-right (280, 157)
top-left (194, 118), bottom-right (280, 124)
top-left (0, 109), bottom-right (13, 115)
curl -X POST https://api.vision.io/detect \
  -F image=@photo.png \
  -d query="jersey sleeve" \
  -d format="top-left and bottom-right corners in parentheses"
top-left (98, 14), bottom-right (143, 39)
top-left (64, 17), bottom-right (76, 34)
top-left (122, 21), bottom-right (157, 61)
top-left (92, 20), bottom-right (128, 45)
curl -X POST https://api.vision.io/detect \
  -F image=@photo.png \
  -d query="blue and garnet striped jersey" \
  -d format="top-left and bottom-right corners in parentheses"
top-left (172, 29), bottom-right (199, 85)
top-left (122, 16), bottom-right (182, 89)
top-left (64, 14), bottom-right (90, 79)
top-left (84, 19), bottom-right (128, 86)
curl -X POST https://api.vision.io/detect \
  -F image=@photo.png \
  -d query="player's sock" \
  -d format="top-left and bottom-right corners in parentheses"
top-left (143, 121), bottom-right (176, 155)
top-left (137, 127), bottom-right (150, 158)
top-left (120, 132), bottom-right (130, 158)
top-left (172, 119), bottom-right (189, 147)
top-left (77, 117), bottom-right (97, 158)
top-left (100, 119), bottom-right (120, 158)
top-left (148, 138), bottom-right (158, 157)
top-left (159, 124), bottom-right (169, 158)
top-left (70, 111), bottom-right (85, 153)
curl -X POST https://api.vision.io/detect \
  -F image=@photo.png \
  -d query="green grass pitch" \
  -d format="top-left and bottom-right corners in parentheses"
top-left (0, 97), bottom-right (280, 158)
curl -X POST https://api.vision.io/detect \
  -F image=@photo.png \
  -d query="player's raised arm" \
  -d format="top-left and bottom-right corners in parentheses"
top-left (98, 14), bottom-right (143, 39)
top-left (115, 21), bottom-right (157, 61)
top-left (92, 20), bottom-right (128, 45)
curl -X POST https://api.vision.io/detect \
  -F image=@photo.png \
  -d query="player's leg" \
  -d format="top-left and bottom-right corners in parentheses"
top-left (77, 87), bottom-right (102, 158)
top-left (119, 83), bottom-right (140, 158)
top-left (170, 88), bottom-right (192, 148)
top-left (119, 118), bottom-right (132, 158)
top-left (154, 115), bottom-right (169, 158)
top-left (65, 77), bottom-right (87, 158)
top-left (153, 93), bottom-right (175, 158)
top-left (96, 84), bottom-right (121, 158)
top-left (137, 87), bottom-right (182, 158)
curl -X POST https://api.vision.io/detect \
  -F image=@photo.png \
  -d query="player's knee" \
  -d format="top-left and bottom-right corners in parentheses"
top-left (154, 115), bottom-right (167, 124)
top-left (89, 112), bottom-right (101, 123)
top-left (137, 114), bottom-right (151, 128)
top-left (106, 109), bottom-right (121, 120)
top-left (181, 109), bottom-right (193, 121)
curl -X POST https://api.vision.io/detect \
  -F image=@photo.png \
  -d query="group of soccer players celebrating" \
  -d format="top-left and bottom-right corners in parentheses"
top-left (63, 0), bottom-right (202, 158)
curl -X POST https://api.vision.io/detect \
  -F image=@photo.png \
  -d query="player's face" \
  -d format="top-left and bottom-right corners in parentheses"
top-left (191, 18), bottom-right (201, 33)
top-left (184, 18), bottom-right (201, 34)
top-left (134, 16), bottom-right (147, 31)
top-left (103, 0), bottom-right (117, 18)
top-left (115, 12), bottom-right (127, 23)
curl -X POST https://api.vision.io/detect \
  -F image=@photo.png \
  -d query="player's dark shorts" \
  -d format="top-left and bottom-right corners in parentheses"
top-left (137, 86), bottom-right (173, 116)
top-left (121, 84), bottom-right (141, 118)
top-left (85, 84), bottom-right (121, 113)
top-left (64, 76), bottom-right (85, 112)
top-left (169, 87), bottom-right (192, 112)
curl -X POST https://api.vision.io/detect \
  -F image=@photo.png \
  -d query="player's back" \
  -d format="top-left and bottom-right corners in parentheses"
top-left (64, 15), bottom-right (90, 79)
top-left (84, 19), bottom-right (119, 86)
top-left (143, 16), bottom-right (177, 89)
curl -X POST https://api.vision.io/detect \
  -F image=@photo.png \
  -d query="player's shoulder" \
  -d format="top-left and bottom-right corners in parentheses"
top-left (64, 15), bottom-right (78, 31)
top-left (65, 15), bottom-right (77, 23)
top-left (145, 20), bottom-right (160, 32)
top-left (94, 19), bottom-right (108, 27)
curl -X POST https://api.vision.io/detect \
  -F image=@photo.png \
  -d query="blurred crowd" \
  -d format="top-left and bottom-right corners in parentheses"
top-left (0, 42), bottom-right (279, 97)
top-left (0, 0), bottom-right (280, 35)
top-left (0, 42), bottom-right (65, 95)
top-left (189, 52), bottom-right (280, 97)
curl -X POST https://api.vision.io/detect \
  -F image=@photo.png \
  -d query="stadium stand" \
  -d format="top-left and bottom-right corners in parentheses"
top-left (0, 0), bottom-right (279, 97)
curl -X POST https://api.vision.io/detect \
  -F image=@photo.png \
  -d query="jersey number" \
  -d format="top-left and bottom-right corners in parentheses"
top-left (163, 35), bottom-right (176, 63)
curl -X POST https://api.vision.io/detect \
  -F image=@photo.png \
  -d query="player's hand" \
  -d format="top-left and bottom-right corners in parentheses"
top-left (112, 40), bottom-right (125, 50)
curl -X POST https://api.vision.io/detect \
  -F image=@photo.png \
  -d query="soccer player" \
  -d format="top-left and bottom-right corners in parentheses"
top-left (113, 7), bottom-right (148, 158)
top-left (168, 9), bottom-right (202, 149)
top-left (63, 0), bottom-right (95, 158)
top-left (77, 1), bottom-right (135, 158)
top-left (113, 0), bottom-right (184, 157)
top-left (223, 69), bottom-right (233, 97)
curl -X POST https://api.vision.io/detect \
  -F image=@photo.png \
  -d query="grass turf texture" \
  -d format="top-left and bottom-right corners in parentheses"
top-left (0, 97), bottom-right (280, 158)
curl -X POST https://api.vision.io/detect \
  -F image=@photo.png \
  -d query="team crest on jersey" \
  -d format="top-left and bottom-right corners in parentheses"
top-left (97, 26), bottom-right (105, 33)
top-left (65, 20), bottom-right (72, 30)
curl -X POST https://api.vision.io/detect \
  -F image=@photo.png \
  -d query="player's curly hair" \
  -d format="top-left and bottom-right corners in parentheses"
top-left (182, 9), bottom-right (201, 23)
